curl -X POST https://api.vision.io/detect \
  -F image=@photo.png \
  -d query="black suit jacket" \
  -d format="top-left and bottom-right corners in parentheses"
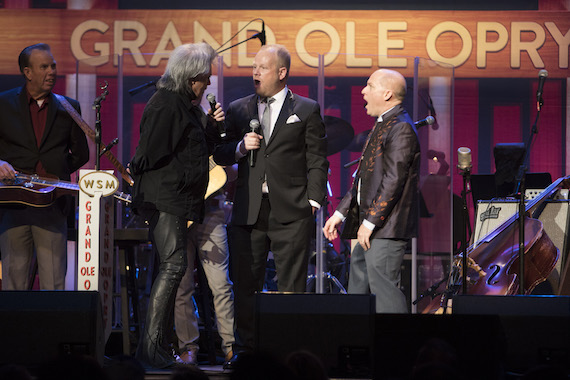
top-left (337, 104), bottom-right (420, 239)
top-left (0, 86), bottom-right (89, 181)
top-left (214, 90), bottom-right (328, 225)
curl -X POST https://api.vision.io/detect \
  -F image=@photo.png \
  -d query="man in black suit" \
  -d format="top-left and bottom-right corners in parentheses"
top-left (0, 43), bottom-right (89, 290)
top-left (324, 69), bottom-right (420, 313)
top-left (214, 44), bottom-right (328, 357)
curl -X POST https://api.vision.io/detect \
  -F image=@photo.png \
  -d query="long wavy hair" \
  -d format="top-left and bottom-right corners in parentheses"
top-left (156, 42), bottom-right (216, 98)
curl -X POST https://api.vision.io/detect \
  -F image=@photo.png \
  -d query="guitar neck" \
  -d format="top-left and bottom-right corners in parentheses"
top-left (55, 94), bottom-right (134, 186)
top-left (14, 173), bottom-right (132, 204)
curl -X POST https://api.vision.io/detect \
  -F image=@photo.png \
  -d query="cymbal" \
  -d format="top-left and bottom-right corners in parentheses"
top-left (345, 129), bottom-right (371, 152)
top-left (324, 116), bottom-right (354, 156)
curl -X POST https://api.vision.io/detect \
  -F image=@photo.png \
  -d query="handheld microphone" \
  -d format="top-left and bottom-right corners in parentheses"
top-left (414, 116), bottom-right (436, 128)
top-left (457, 147), bottom-right (472, 173)
top-left (536, 69), bottom-right (548, 103)
top-left (206, 93), bottom-right (226, 138)
top-left (249, 119), bottom-right (260, 167)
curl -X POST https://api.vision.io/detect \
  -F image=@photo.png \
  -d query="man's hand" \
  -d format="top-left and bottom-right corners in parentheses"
top-left (0, 160), bottom-right (15, 180)
top-left (242, 132), bottom-right (263, 151)
top-left (357, 224), bottom-right (373, 251)
top-left (209, 102), bottom-right (225, 123)
top-left (323, 214), bottom-right (343, 241)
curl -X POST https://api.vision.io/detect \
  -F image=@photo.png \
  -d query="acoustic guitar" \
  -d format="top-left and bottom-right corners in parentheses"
top-left (206, 156), bottom-right (227, 200)
top-left (0, 173), bottom-right (132, 207)
top-left (1, 155), bottom-right (226, 208)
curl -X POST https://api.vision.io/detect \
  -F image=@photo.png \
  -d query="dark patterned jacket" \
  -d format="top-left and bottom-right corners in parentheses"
top-left (337, 104), bottom-right (420, 239)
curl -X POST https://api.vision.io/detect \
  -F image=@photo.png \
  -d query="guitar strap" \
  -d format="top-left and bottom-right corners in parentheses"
top-left (54, 93), bottom-right (134, 186)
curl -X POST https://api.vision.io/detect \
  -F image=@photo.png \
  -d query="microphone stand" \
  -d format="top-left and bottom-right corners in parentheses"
top-left (512, 95), bottom-right (543, 295)
top-left (217, 33), bottom-right (264, 54)
top-left (128, 78), bottom-right (159, 97)
top-left (93, 81), bottom-right (109, 171)
top-left (459, 166), bottom-right (471, 294)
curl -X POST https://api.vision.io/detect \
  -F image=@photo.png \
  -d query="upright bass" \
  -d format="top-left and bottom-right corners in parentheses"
top-left (422, 175), bottom-right (569, 314)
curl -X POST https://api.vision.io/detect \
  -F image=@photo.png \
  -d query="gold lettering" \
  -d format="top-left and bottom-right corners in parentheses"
top-left (378, 22), bottom-right (407, 67)
top-left (545, 22), bottom-right (570, 68)
top-left (150, 21), bottom-right (182, 67)
top-left (510, 22), bottom-right (545, 68)
top-left (295, 21), bottom-right (340, 67)
top-left (114, 20), bottom-right (148, 66)
top-left (70, 20), bottom-right (110, 67)
top-left (477, 22), bottom-right (508, 68)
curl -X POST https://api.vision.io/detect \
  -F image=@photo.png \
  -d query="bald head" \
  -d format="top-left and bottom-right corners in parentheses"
top-left (376, 69), bottom-right (407, 101)
top-left (253, 44), bottom-right (291, 97)
top-left (361, 69), bottom-right (407, 117)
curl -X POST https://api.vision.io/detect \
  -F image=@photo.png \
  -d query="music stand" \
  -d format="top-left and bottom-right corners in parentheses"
top-left (470, 172), bottom-right (552, 209)
top-left (494, 143), bottom-right (525, 197)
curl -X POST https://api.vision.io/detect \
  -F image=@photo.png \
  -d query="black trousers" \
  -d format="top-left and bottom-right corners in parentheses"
top-left (230, 197), bottom-right (313, 351)
top-left (137, 211), bottom-right (188, 368)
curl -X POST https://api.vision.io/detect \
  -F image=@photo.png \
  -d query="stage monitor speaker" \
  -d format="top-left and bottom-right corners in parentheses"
top-left (373, 314), bottom-right (505, 380)
top-left (473, 199), bottom-right (570, 293)
top-left (0, 291), bottom-right (104, 371)
top-left (453, 295), bottom-right (570, 373)
top-left (255, 293), bottom-right (375, 379)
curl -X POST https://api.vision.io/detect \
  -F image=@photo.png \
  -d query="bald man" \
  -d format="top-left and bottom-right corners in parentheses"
top-left (214, 44), bottom-right (328, 359)
top-left (323, 69), bottom-right (420, 313)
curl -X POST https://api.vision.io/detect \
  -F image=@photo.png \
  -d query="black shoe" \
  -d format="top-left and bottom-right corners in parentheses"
top-left (223, 353), bottom-right (239, 370)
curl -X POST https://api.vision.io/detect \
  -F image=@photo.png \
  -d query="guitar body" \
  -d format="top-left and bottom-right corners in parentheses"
top-left (0, 179), bottom-right (58, 207)
top-left (206, 164), bottom-right (227, 200)
top-left (205, 156), bottom-right (227, 200)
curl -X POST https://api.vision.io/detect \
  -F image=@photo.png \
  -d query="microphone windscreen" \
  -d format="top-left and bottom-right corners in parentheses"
top-left (457, 147), bottom-right (472, 171)
top-left (249, 119), bottom-right (260, 130)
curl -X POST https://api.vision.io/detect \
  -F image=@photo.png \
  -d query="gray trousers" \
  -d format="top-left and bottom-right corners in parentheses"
top-left (349, 238), bottom-right (408, 313)
top-left (174, 207), bottom-right (235, 356)
top-left (0, 206), bottom-right (67, 290)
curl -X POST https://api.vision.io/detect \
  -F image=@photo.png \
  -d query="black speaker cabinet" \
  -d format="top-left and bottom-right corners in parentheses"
top-left (255, 293), bottom-right (375, 378)
top-left (453, 295), bottom-right (570, 374)
top-left (0, 291), bottom-right (104, 370)
top-left (374, 313), bottom-right (506, 380)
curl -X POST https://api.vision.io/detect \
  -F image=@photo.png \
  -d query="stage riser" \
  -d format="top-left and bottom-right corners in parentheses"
top-left (255, 293), bottom-right (570, 379)
top-left (0, 291), bottom-right (104, 372)
top-left (255, 293), bottom-right (375, 379)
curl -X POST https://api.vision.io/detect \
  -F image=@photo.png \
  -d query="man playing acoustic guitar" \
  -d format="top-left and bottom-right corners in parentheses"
top-left (0, 43), bottom-right (89, 290)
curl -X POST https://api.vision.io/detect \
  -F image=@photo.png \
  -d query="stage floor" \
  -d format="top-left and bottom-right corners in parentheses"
top-left (142, 365), bottom-right (369, 380)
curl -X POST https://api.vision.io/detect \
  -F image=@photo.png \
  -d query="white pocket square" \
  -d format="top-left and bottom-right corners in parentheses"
top-left (286, 114), bottom-right (301, 124)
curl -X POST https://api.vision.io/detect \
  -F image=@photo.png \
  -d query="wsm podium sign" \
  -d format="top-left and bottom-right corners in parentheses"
top-left (77, 170), bottom-right (118, 341)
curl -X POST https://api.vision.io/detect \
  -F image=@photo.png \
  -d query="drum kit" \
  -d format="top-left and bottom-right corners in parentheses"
top-left (324, 115), bottom-right (367, 155)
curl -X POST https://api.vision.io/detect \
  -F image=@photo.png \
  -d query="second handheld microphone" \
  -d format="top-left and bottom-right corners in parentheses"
top-left (206, 93), bottom-right (226, 138)
top-left (249, 119), bottom-right (260, 167)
